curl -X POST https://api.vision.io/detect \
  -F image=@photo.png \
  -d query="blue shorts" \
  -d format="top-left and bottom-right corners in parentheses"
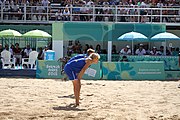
top-left (64, 65), bottom-right (78, 80)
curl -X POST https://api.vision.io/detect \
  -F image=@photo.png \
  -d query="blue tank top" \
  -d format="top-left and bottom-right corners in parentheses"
top-left (68, 54), bottom-right (87, 62)
top-left (65, 58), bottom-right (86, 73)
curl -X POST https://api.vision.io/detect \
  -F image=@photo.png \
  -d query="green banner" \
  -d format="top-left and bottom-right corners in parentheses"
top-left (36, 60), bottom-right (63, 79)
top-left (52, 22), bottom-right (165, 41)
top-left (124, 55), bottom-right (180, 71)
top-left (99, 55), bottom-right (180, 71)
top-left (52, 22), bottom-right (63, 40)
top-left (102, 61), bottom-right (165, 80)
top-left (36, 60), bottom-right (102, 80)
top-left (165, 71), bottom-right (180, 80)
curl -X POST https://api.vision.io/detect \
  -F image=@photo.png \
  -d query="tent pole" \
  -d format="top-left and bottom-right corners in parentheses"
top-left (132, 40), bottom-right (134, 55)
top-left (108, 41), bottom-right (112, 62)
top-left (165, 40), bottom-right (167, 55)
top-left (36, 38), bottom-right (38, 51)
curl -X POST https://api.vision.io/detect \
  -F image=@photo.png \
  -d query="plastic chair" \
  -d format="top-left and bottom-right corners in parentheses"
top-left (22, 51), bottom-right (38, 69)
top-left (1, 50), bottom-right (16, 69)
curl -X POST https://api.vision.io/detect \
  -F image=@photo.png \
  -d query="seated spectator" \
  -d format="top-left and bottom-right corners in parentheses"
top-left (95, 7), bottom-right (103, 21)
top-left (166, 47), bottom-right (171, 56)
top-left (112, 45), bottom-right (117, 54)
top-left (55, 8), bottom-right (63, 21)
top-left (38, 47), bottom-right (43, 60)
top-left (120, 45), bottom-right (131, 55)
top-left (62, 7), bottom-right (70, 21)
top-left (89, 45), bottom-right (94, 49)
top-left (9, 44), bottom-right (15, 56)
top-left (23, 45), bottom-right (32, 58)
top-left (157, 0), bottom-right (164, 8)
top-left (80, 2), bottom-right (89, 21)
top-left (82, 44), bottom-right (90, 54)
top-left (117, 5), bottom-right (127, 22)
top-left (140, 5), bottom-right (148, 23)
top-left (120, 55), bottom-right (128, 62)
top-left (13, 43), bottom-right (22, 65)
top-left (174, 47), bottom-right (180, 56)
top-left (67, 40), bottom-right (73, 56)
top-left (170, 47), bottom-right (175, 56)
top-left (150, 46), bottom-right (158, 55)
top-left (3, 44), bottom-right (9, 51)
top-left (135, 44), bottom-right (146, 55)
top-left (157, 46), bottom-right (165, 56)
top-left (36, 3), bottom-right (45, 21)
top-left (162, 6), bottom-right (169, 22)
top-left (73, 40), bottom-right (81, 54)
top-left (17, 8), bottom-right (23, 20)
top-left (128, 4), bottom-right (136, 22)
top-left (87, 0), bottom-right (94, 6)
top-left (42, 0), bottom-right (50, 13)
top-left (38, 45), bottom-right (49, 60)
top-left (43, 45), bottom-right (48, 52)
top-left (158, 46), bottom-right (171, 56)
top-left (95, 44), bottom-right (102, 54)
top-left (21, 47), bottom-right (26, 59)
top-left (0, 44), bottom-right (2, 54)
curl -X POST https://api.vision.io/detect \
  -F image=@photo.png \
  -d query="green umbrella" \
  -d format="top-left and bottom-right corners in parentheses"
top-left (0, 29), bottom-right (22, 37)
top-left (0, 29), bottom-right (22, 48)
top-left (22, 29), bottom-right (52, 38)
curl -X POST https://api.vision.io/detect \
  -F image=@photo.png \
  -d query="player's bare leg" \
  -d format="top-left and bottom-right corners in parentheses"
top-left (72, 80), bottom-right (80, 106)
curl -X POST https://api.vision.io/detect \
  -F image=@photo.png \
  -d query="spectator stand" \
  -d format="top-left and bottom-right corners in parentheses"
top-left (0, 1), bottom-right (180, 23)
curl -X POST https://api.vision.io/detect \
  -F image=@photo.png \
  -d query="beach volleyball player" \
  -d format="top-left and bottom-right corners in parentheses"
top-left (64, 53), bottom-right (100, 106)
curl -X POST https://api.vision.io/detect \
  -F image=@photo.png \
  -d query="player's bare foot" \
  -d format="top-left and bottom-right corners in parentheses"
top-left (75, 103), bottom-right (79, 107)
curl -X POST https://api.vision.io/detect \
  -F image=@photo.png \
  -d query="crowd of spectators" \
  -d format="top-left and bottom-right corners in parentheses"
top-left (119, 43), bottom-right (180, 56)
top-left (66, 40), bottom-right (180, 57)
top-left (66, 40), bottom-right (108, 56)
top-left (1, 40), bottom-right (180, 69)
top-left (0, 0), bottom-right (179, 22)
top-left (0, 42), bottom-right (52, 68)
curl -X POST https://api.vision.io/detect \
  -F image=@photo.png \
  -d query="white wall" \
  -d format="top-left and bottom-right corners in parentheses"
top-left (53, 40), bottom-right (63, 60)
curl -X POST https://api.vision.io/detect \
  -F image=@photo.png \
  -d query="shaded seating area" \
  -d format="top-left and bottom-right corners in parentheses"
top-left (0, 50), bottom-right (38, 69)
top-left (0, 29), bottom-right (52, 70)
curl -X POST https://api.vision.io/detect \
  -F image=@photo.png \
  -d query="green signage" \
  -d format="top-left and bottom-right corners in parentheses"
top-left (165, 71), bottom-right (180, 80)
top-left (102, 61), bottom-right (165, 80)
top-left (36, 60), bottom-right (102, 80)
top-left (52, 22), bottom-right (165, 41)
top-left (36, 60), bottom-right (63, 79)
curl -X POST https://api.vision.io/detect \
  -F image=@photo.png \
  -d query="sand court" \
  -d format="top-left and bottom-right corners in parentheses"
top-left (0, 78), bottom-right (180, 120)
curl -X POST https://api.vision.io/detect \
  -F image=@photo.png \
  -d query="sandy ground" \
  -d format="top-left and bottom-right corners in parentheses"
top-left (0, 78), bottom-right (180, 120)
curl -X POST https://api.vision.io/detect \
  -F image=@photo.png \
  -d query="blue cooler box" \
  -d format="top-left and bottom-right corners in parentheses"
top-left (44, 50), bottom-right (55, 60)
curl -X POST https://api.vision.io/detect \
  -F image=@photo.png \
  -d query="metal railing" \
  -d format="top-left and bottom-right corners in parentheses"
top-left (0, 4), bottom-right (180, 24)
